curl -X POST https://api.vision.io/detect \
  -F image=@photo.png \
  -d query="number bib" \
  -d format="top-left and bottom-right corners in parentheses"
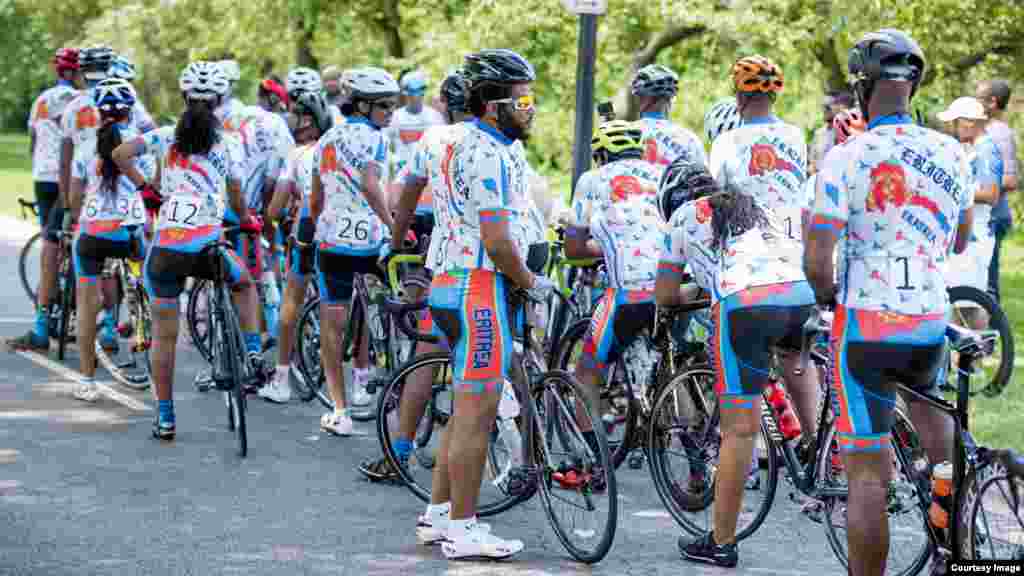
top-left (843, 255), bottom-right (943, 311)
top-left (157, 195), bottom-right (206, 231)
top-left (82, 193), bottom-right (137, 226)
top-left (324, 211), bottom-right (382, 249)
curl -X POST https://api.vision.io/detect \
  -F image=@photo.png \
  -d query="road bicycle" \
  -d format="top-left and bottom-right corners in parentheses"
top-left (93, 254), bottom-right (152, 390)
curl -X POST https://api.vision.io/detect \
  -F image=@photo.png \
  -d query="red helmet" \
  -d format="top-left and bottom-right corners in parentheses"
top-left (53, 48), bottom-right (80, 72)
top-left (833, 108), bottom-right (866, 146)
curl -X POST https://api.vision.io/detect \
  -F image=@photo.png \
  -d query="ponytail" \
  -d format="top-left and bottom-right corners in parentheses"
top-left (708, 187), bottom-right (770, 251)
top-left (174, 98), bottom-right (219, 156)
top-left (96, 117), bottom-right (125, 201)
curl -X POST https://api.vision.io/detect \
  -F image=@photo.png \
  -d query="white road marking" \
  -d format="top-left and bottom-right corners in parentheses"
top-left (0, 317), bottom-right (37, 324)
top-left (15, 350), bottom-right (151, 412)
top-left (748, 568), bottom-right (810, 576)
top-left (632, 509), bottom-right (673, 519)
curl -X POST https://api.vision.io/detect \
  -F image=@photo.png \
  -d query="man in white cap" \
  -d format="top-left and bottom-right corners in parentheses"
top-left (385, 69), bottom-right (445, 203)
top-left (939, 97), bottom-right (1001, 328)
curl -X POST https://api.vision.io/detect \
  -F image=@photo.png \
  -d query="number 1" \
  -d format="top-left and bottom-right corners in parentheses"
top-left (895, 256), bottom-right (915, 290)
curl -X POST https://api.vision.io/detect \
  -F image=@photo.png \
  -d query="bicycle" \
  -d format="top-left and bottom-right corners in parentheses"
top-left (94, 254), bottom-right (152, 390)
top-left (17, 198), bottom-right (42, 304)
top-left (376, 285), bottom-right (619, 563)
top-left (944, 285), bottom-right (1014, 398)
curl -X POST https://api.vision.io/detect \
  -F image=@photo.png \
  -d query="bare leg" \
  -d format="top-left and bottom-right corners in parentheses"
top-left (320, 301), bottom-right (348, 410)
top-left (844, 449), bottom-right (891, 576)
top-left (447, 385), bottom-right (501, 519)
top-left (713, 397), bottom-right (762, 545)
top-left (77, 280), bottom-right (100, 377)
top-left (782, 352), bottom-right (820, 439)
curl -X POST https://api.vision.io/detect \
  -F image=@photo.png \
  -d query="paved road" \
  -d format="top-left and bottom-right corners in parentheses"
top-left (0, 218), bottom-right (896, 575)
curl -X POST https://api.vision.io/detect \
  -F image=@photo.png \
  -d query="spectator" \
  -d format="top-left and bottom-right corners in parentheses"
top-left (976, 79), bottom-right (1018, 302)
top-left (322, 65), bottom-right (342, 107)
top-left (809, 89), bottom-right (853, 174)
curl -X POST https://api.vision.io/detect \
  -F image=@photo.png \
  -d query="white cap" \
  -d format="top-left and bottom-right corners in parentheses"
top-left (937, 97), bottom-right (987, 122)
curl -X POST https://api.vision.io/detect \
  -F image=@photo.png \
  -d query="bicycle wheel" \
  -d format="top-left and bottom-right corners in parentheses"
top-left (295, 295), bottom-right (324, 404)
top-left (960, 464), bottom-right (1024, 561)
top-left (222, 287), bottom-right (248, 458)
top-left (946, 286), bottom-right (1014, 397)
top-left (554, 318), bottom-right (638, 470)
top-left (342, 285), bottom-right (376, 422)
top-left (377, 352), bottom-right (528, 517)
top-left (822, 410), bottom-right (932, 576)
top-left (532, 369), bottom-right (617, 563)
top-left (186, 279), bottom-right (215, 363)
top-left (57, 247), bottom-right (74, 361)
top-left (19, 232), bottom-right (41, 304)
top-left (647, 367), bottom-right (779, 541)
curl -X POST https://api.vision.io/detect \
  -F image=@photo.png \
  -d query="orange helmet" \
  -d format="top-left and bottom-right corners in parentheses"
top-left (833, 108), bottom-right (866, 145)
top-left (731, 55), bottom-right (784, 94)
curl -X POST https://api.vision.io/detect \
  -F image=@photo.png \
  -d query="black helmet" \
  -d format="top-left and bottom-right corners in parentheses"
top-left (631, 64), bottom-right (679, 98)
top-left (463, 49), bottom-right (535, 88)
top-left (440, 71), bottom-right (469, 113)
top-left (657, 157), bottom-right (717, 222)
top-left (848, 29), bottom-right (926, 111)
top-left (292, 90), bottom-right (333, 135)
top-left (79, 45), bottom-right (114, 78)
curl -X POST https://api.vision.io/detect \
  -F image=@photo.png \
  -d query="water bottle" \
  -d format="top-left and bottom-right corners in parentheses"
top-left (625, 338), bottom-right (656, 400)
top-left (497, 380), bottom-right (523, 465)
top-left (928, 461), bottom-right (954, 535)
top-left (766, 380), bottom-right (802, 442)
top-left (261, 267), bottom-right (280, 339)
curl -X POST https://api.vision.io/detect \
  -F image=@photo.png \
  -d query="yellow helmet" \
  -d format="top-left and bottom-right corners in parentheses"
top-left (591, 120), bottom-right (644, 155)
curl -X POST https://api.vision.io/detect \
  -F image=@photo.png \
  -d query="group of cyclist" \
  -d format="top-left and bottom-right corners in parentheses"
top-left (12, 25), bottom-right (1009, 573)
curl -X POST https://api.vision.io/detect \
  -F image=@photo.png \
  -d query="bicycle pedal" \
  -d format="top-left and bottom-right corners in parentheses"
top-left (365, 378), bottom-right (387, 395)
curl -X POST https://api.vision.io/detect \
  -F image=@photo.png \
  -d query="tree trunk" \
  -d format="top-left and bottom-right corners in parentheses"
top-left (612, 22), bottom-right (708, 120)
top-left (295, 17), bottom-right (319, 69)
top-left (812, 0), bottom-right (846, 93)
top-left (379, 0), bottom-right (404, 58)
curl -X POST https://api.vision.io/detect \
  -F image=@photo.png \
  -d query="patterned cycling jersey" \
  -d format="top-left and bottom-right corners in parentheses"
top-left (313, 116), bottom-right (390, 255)
top-left (812, 116), bottom-right (974, 315)
top-left (387, 105), bottom-right (445, 179)
top-left (659, 196), bottom-right (805, 303)
top-left (280, 143), bottom-right (317, 222)
top-left (29, 82), bottom-right (79, 182)
top-left (72, 124), bottom-right (154, 240)
top-left (710, 117), bottom-right (808, 242)
top-left (402, 123), bottom-right (457, 216)
top-left (133, 126), bottom-right (244, 252)
top-left (218, 105), bottom-right (294, 218)
top-left (432, 119), bottom-right (532, 275)
top-left (968, 135), bottom-right (1001, 241)
top-left (637, 113), bottom-right (706, 168)
top-left (327, 104), bottom-right (345, 128)
top-left (570, 158), bottom-right (665, 290)
top-left (61, 92), bottom-right (155, 152)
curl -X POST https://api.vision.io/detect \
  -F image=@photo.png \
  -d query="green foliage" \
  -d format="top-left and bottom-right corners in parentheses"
top-left (0, 1), bottom-right (54, 130)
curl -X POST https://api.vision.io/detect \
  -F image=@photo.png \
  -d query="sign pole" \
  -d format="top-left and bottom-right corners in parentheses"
top-left (570, 13), bottom-right (599, 198)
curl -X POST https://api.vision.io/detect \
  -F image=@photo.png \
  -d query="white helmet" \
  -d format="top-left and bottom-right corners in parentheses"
top-left (180, 61), bottom-right (230, 101)
top-left (347, 67), bottom-right (400, 100)
top-left (704, 97), bottom-right (741, 144)
top-left (217, 60), bottom-right (241, 83)
top-left (109, 55), bottom-right (136, 81)
top-left (286, 67), bottom-right (322, 98)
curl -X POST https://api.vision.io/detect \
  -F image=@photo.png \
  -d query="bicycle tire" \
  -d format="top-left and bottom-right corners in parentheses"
top-left (186, 279), bottom-right (214, 363)
top-left (295, 295), bottom-right (323, 403)
top-left (221, 284), bottom-right (248, 458)
top-left (19, 232), bottom-right (41, 304)
top-left (98, 278), bottom-right (152, 390)
top-left (647, 368), bottom-right (780, 541)
top-left (822, 410), bottom-right (931, 576)
top-left (57, 248), bottom-right (74, 361)
top-left (343, 282), bottom-right (376, 422)
top-left (377, 352), bottom-right (529, 517)
top-left (946, 285), bottom-right (1014, 398)
top-left (532, 369), bottom-right (618, 563)
top-left (554, 318), bottom-right (638, 470)
top-left (960, 463), bottom-right (1024, 561)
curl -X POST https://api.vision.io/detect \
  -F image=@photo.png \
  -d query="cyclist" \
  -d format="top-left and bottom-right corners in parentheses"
top-left (260, 91), bottom-right (334, 404)
top-left (258, 76), bottom-right (289, 116)
top-left (112, 61), bottom-right (257, 440)
top-left (217, 59), bottom-right (244, 111)
top-left (9, 45), bottom-right (155, 353)
top-left (286, 66), bottom-right (344, 126)
top-left (563, 119), bottom-right (664, 484)
top-left (630, 64), bottom-right (705, 168)
top-left (322, 65), bottom-right (342, 108)
top-left (709, 54), bottom-right (821, 446)
top-left (703, 97), bottom-right (742, 146)
top-left (310, 67), bottom-right (398, 436)
top-left (17, 47), bottom-right (81, 347)
top-left (420, 48), bottom-right (551, 561)
top-left (940, 97), bottom-right (1000, 313)
top-left (803, 108), bottom-right (866, 237)
top-left (357, 70), bottom-right (470, 482)
top-left (387, 69), bottom-right (445, 201)
top-left (68, 78), bottom-right (152, 402)
top-left (804, 30), bottom-right (973, 576)
top-left (656, 162), bottom-right (814, 568)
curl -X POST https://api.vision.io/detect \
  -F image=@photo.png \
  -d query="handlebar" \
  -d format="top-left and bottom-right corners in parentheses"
top-left (380, 297), bottom-right (438, 344)
top-left (18, 198), bottom-right (37, 219)
top-left (385, 252), bottom-right (426, 296)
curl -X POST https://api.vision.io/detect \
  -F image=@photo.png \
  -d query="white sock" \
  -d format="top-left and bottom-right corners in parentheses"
top-left (275, 364), bottom-right (288, 383)
top-left (426, 502), bottom-right (450, 520)
top-left (333, 406), bottom-right (348, 418)
top-left (448, 516), bottom-right (477, 537)
top-left (353, 367), bottom-right (370, 380)
top-left (80, 376), bottom-right (95, 386)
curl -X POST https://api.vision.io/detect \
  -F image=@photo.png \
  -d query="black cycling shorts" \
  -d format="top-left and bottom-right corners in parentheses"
top-left (315, 249), bottom-right (384, 305)
top-left (34, 181), bottom-right (59, 230)
top-left (144, 245), bottom-right (248, 310)
top-left (73, 233), bottom-right (137, 283)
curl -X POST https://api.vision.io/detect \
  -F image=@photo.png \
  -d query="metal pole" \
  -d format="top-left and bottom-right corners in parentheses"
top-left (570, 14), bottom-right (599, 198)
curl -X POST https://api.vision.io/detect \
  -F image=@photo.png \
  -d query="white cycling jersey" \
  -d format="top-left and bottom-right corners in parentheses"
top-left (29, 81), bottom-right (79, 182)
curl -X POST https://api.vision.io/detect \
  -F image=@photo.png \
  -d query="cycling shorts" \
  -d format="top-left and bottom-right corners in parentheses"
top-left (830, 304), bottom-right (945, 452)
top-left (225, 226), bottom-right (263, 280)
top-left (415, 306), bottom-right (450, 351)
top-left (144, 244), bottom-right (249, 311)
top-left (43, 196), bottom-right (66, 244)
top-left (288, 241), bottom-right (315, 283)
top-left (713, 281), bottom-right (815, 409)
top-left (73, 233), bottom-right (138, 284)
top-left (428, 269), bottom-right (517, 395)
top-left (315, 249), bottom-right (384, 306)
top-left (34, 181), bottom-right (60, 230)
top-left (582, 288), bottom-right (656, 378)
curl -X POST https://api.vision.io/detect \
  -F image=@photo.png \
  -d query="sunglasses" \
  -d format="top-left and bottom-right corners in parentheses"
top-left (491, 94), bottom-right (535, 112)
top-left (371, 99), bottom-right (399, 111)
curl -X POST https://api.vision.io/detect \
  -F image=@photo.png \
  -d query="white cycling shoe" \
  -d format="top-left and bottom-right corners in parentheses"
top-left (442, 521), bottom-right (523, 560)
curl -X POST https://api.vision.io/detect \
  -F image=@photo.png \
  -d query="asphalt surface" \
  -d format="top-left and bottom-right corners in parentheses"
top-left (0, 217), bottom-right (909, 575)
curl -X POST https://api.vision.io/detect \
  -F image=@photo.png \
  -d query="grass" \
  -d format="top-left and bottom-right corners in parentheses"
top-left (0, 131), bottom-right (1020, 450)
top-left (0, 132), bottom-right (38, 222)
